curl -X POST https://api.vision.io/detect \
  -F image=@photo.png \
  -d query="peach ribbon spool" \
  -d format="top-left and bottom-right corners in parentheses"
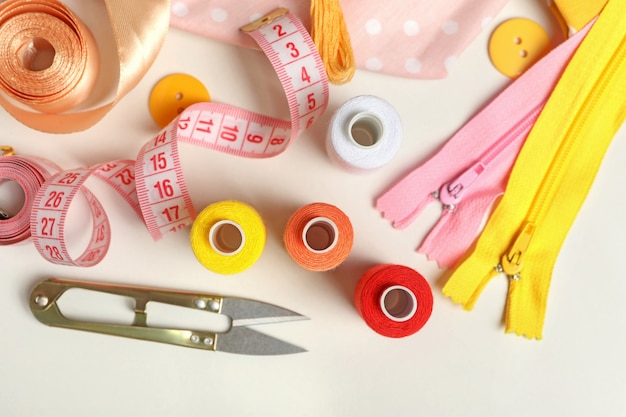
top-left (354, 264), bottom-right (433, 338)
top-left (284, 202), bottom-right (353, 271)
top-left (0, 0), bottom-right (169, 133)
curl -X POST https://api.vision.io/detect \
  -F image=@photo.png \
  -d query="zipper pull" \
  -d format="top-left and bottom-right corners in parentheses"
top-left (436, 162), bottom-right (486, 211)
top-left (497, 222), bottom-right (535, 280)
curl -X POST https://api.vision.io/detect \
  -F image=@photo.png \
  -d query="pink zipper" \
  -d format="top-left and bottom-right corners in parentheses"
top-left (375, 24), bottom-right (590, 268)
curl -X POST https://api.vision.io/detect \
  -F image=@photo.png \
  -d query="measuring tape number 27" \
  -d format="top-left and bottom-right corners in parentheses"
top-left (28, 8), bottom-right (329, 266)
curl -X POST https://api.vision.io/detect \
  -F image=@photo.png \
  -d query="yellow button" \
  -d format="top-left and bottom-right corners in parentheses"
top-left (149, 73), bottom-right (210, 128)
top-left (488, 18), bottom-right (551, 79)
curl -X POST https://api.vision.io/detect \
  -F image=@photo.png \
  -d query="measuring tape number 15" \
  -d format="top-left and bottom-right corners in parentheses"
top-left (27, 8), bottom-right (329, 266)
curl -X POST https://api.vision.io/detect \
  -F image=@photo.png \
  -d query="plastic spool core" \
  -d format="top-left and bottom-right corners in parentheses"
top-left (302, 216), bottom-right (339, 253)
top-left (208, 220), bottom-right (246, 256)
top-left (380, 285), bottom-right (418, 322)
top-left (19, 38), bottom-right (55, 71)
top-left (349, 112), bottom-right (384, 148)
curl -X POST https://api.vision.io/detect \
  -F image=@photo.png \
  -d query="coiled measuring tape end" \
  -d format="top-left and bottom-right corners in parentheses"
top-left (354, 264), bottom-right (433, 338)
top-left (190, 200), bottom-right (266, 275)
top-left (0, 154), bottom-right (57, 245)
top-left (326, 95), bottom-right (403, 173)
top-left (284, 202), bottom-right (353, 271)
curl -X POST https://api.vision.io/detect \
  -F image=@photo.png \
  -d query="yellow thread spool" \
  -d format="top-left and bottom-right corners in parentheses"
top-left (190, 201), bottom-right (266, 275)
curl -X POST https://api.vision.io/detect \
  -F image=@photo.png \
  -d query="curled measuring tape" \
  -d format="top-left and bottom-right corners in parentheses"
top-left (30, 160), bottom-right (141, 267)
top-left (136, 8), bottom-right (329, 242)
top-left (190, 201), bottom-right (266, 275)
top-left (2, 8), bottom-right (329, 267)
top-left (0, 0), bottom-right (169, 133)
top-left (354, 264), bottom-right (433, 338)
top-left (326, 95), bottom-right (403, 172)
top-left (284, 202), bottom-right (353, 271)
top-left (0, 153), bottom-right (140, 266)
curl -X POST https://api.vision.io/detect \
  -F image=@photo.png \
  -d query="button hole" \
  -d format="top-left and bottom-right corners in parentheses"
top-left (519, 49), bottom-right (528, 58)
top-left (175, 92), bottom-right (183, 101)
top-left (513, 37), bottom-right (522, 45)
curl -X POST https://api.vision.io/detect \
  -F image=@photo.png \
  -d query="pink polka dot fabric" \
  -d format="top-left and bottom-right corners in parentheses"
top-left (169, 0), bottom-right (510, 79)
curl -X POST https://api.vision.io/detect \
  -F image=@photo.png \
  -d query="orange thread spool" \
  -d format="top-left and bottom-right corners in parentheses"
top-left (354, 264), bottom-right (433, 338)
top-left (284, 202), bottom-right (353, 271)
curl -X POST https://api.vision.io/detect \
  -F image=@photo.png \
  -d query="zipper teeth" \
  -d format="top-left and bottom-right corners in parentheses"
top-left (526, 36), bottom-right (626, 226)
top-left (480, 105), bottom-right (542, 166)
top-left (441, 103), bottom-right (542, 202)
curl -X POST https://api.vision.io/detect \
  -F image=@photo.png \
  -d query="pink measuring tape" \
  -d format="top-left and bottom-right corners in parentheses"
top-left (2, 8), bottom-right (329, 266)
top-left (0, 154), bottom-right (61, 245)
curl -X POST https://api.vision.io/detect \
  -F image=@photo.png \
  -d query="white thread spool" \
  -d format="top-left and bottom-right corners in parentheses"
top-left (326, 95), bottom-right (403, 172)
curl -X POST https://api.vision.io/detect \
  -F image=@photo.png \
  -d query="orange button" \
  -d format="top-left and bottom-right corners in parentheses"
top-left (488, 18), bottom-right (551, 79)
top-left (149, 73), bottom-right (210, 128)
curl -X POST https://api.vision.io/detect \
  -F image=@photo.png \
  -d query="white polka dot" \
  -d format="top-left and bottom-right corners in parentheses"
top-left (481, 16), bottom-right (493, 29)
top-left (365, 57), bottom-right (383, 71)
top-left (211, 8), bottom-right (228, 23)
top-left (365, 19), bottom-right (382, 35)
top-left (444, 56), bottom-right (457, 71)
top-left (442, 20), bottom-right (459, 35)
top-left (171, 2), bottom-right (189, 17)
top-left (403, 20), bottom-right (420, 36)
top-left (249, 13), bottom-right (263, 22)
top-left (405, 58), bottom-right (422, 74)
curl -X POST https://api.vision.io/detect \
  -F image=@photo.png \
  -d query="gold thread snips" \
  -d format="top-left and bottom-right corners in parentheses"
top-left (29, 278), bottom-right (308, 355)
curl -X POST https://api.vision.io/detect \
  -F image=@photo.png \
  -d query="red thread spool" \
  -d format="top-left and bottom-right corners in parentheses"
top-left (354, 264), bottom-right (433, 338)
top-left (284, 202), bottom-right (353, 271)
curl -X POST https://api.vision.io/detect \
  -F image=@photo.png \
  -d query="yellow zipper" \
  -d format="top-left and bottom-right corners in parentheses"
top-left (444, 0), bottom-right (626, 339)
top-left (501, 32), bottom-right (626, 280)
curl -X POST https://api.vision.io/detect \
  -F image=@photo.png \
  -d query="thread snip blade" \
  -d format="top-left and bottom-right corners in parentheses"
top-left (216, 326), bottom-right (306, 355)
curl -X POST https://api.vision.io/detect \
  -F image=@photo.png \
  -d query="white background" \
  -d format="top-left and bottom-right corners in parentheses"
top-left (2, 1), bottom-right (626, 416)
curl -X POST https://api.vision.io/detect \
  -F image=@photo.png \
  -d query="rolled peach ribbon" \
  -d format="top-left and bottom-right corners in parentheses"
top-left (0, 0), bottom-right (169, 133)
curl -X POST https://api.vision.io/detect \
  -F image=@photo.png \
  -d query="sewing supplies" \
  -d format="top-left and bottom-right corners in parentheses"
top-left (190, 201), bottom-right (266, 275)
top-left (0, 0), bottom-right (169, 133)
top-left (2, 8), bottom-right (329, 267)
top-left (149, 73), bottom-right (211, 128)
top-left (135, 7), bottom-right (329, 243)
top-left (169, 0), bottom-right (510, 79)
top-left (488, 18), bottom-right (551, 78)
top-left (444, 0), bottom-right (626, 339)
top-left (326, 95), bottom-right (403, 173)
top-left (309, 0), bottom-right (355, 84)
top-left (284, 202), bottom-right (353, 271)
top-left (0, 152), bottom-right (61, 245)
top-left (28, 159), bottom-right (141, 266)
top-left (30, 278), bottom-right (308, 354)
top-left (354, 264), bottom-right (433, 338)
top-left (375, 24), bottom-right (590, 269)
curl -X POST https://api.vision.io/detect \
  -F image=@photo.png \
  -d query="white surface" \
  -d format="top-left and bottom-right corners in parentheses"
top-left (2, 2), bottom-right (626, 416)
